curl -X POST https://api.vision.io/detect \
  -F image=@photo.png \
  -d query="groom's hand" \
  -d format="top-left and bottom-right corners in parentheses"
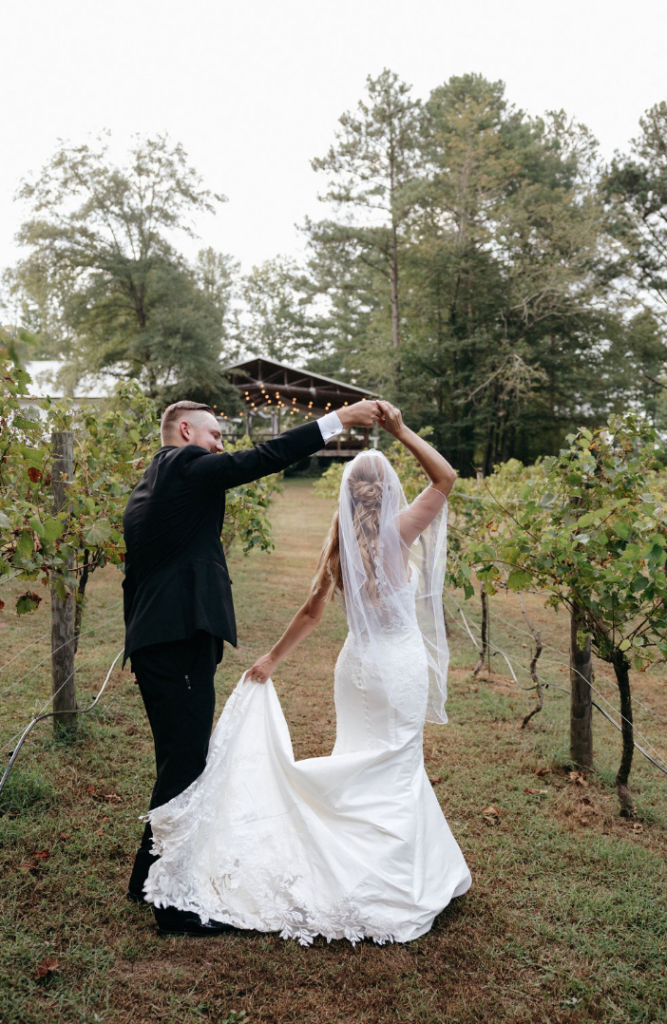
top-left (336, 400), bottom-right (383, 430)
top-left (246, 652), bottom-right (276, 684)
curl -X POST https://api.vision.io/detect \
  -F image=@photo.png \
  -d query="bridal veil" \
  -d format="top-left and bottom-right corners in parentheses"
top-left (337, 449), bottom-right (450, 724)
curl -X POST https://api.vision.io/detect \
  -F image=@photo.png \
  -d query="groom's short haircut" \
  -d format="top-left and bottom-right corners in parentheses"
top-left (161, 400), bottom-right (215, 443)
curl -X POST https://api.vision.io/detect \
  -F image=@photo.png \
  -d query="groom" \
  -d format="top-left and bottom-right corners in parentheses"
top-left (123, 397), bottom-right (380, 935)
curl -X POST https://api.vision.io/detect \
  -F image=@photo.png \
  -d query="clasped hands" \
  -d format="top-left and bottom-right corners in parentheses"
top-left (335, 398), bottom-right (402, 435)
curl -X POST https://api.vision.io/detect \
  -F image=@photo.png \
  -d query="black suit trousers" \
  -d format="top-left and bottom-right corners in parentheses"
top-left (128, 630), bottom-right (219, 894)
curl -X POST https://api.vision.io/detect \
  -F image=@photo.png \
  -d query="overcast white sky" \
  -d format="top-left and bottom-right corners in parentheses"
top-left (2, 0), bottom-right (666, 285)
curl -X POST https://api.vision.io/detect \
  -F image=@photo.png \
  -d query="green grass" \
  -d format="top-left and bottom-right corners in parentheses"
top-left (1, 478), bottom-right (666, 1023)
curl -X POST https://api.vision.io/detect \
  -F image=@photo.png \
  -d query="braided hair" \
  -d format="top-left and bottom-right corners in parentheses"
top-left (311, 456), bottom-right (385, 606)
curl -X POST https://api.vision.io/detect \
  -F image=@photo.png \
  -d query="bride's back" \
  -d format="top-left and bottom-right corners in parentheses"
top-left (310, 450), bottom-right (450, 728)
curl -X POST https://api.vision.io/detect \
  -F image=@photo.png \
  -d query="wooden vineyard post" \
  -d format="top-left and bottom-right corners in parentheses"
top-left (570, 603), bottom-right (593, 769)
top-left (51, 430), bottom-right (77, 733)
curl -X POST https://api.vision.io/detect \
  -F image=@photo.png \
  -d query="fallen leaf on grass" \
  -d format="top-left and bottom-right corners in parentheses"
top-left (524, 788), bottom-right (549, 795)
top-left (59, 833), bottom-right (72, 841)
top-left (535, 767), bottom-right (551, 777)
top-left (93, 828), bottom-right (105, 837)
top-left (19, 849), bottom-right (50, 873)
top-left (86, 785), bottom-right (96, 795)
top-left (482, 805), bottom-right (500, 825)
top-left (101, 793), bottom-right (122, 803)
top-left (630, 822), bottom-right (644, 834)
top-left (568, 771), bottom-right (588, 786)
top-left (428, 776), bottom-right (443, 785)
top-left (33, 956), bottom-right (61, 980)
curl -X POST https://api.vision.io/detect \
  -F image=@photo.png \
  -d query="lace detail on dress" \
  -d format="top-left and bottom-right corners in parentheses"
top-left (145, 851), bottom-right (402, 946)
top-left (143, 675), bottom-right (461, 946)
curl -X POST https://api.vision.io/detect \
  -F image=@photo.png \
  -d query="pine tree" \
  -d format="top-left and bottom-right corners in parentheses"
top-left (307, 69), bottom-right (424, 363)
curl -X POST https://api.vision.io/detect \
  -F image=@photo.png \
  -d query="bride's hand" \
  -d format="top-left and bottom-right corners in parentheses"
top-left (246, 653), bottom-right (276, 684)
top-left (376, 400), bottom-right (404, 437)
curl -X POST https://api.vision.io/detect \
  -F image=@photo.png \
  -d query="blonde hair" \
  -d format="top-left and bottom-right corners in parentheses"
top-left (311, 507), bottom-right (343, 604)
top-left (311, 456), bottom-right (385, 605)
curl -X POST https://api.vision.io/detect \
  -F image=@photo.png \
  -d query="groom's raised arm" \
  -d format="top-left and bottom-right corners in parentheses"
top-left (186, 402), bottom-right (379, 491)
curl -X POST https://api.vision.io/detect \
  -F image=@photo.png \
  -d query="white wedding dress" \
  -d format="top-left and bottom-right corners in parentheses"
top-left (144, 455), bottom-right (472, 945)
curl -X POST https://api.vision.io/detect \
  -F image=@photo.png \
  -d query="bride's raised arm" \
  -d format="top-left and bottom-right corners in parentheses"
top-left (375, 400), bottom-right (457, 548)
top-left (246, 582), bottom-right (328, 684)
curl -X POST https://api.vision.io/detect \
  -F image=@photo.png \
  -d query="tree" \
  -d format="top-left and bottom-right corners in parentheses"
top-left (9, 135), bottom-right (240, 412)
top-left (0, 365), bottom-right (158, 614)
top-left (307, 69), bottom-right (424, 363)
top-left (606, 102), bottom-right (667, 330)
top-left (241, 257), bottom-right (313, 362)
top-left (301, 239), bottom-right (389, 389)
top-left (465, 414), bottom-right (667, 815)
top-left (400, 76), bottom-right (620, 473)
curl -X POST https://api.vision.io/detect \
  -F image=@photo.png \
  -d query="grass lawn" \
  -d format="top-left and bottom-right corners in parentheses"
top-left (1, 477), bottom-right (666, 1024)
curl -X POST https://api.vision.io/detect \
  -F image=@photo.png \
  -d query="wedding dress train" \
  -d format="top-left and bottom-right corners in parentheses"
top-left (143, 603), bottom-right (472, 944)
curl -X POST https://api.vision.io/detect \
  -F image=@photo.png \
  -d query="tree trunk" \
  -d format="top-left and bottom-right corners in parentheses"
top-left (51, 431), bottom-right (77, 734)
top-left (520, 594), bottom-right (544, 728)
top-left (74, 548), bottom-right (92, 655)
top-left (610, 648), bottom-right (635, 817)
top-left (473, 583), bottom-right (489, 676)
top-left (390, 224), bottom-right (400, 351)
top-left (570, 604), bottom-right (593, 769)
top-left (482, 415), bottom-right (496, 478)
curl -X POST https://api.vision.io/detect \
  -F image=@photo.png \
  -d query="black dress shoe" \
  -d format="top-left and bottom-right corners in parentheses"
top-left (153, 905), bottom-right (235, 936)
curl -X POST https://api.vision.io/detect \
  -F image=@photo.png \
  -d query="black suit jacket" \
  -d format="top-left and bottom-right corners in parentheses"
top-left (122, 420), bottom-right (324, 663)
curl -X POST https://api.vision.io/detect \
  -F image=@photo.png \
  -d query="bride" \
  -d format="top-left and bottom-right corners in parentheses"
top-left (143, 401), bottom-right (471, 944)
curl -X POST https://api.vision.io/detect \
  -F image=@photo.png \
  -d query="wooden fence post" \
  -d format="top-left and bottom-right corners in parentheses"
top-left (51, 430), bottom-right (77, 733)
top-left (570, 603), bottom-right (593, 769)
